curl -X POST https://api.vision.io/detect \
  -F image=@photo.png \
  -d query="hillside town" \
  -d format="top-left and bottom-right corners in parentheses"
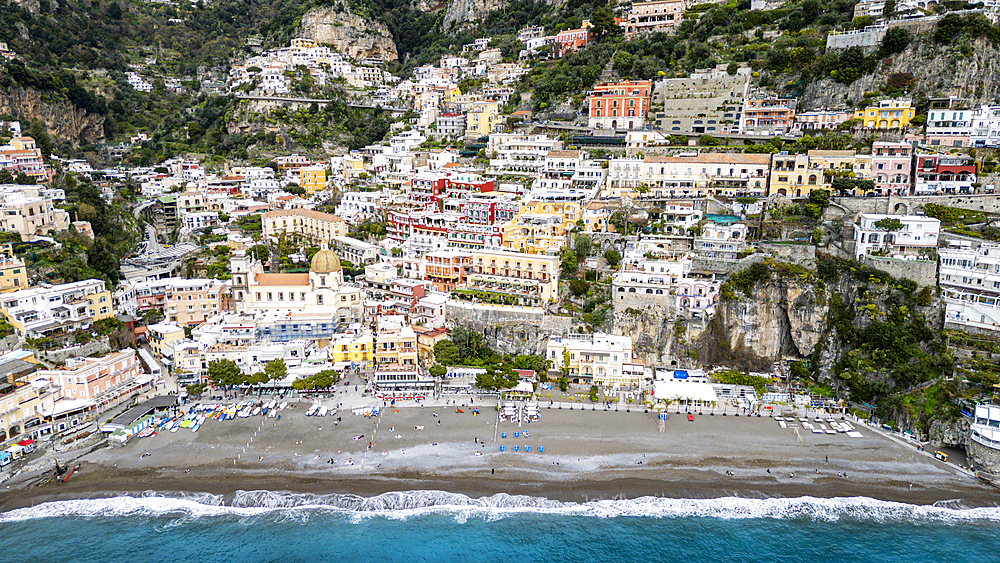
top-left (2, 0), bottom-right (1000, 494)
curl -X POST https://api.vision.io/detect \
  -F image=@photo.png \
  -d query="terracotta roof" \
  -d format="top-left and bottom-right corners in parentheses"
top-left (254, 273), bottom-right (309, 286)
top-left (262, 209), bottom-right (345, 222)
top-left (645, 153), bottom-right (772, 165)
top-left (546, 150), bottom-right (581, 158)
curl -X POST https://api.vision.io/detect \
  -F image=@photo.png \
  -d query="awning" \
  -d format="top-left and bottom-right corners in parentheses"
top-left (654, 380), bottom-right (717, 403)
top-left (16, 439), bottom-right (34, 446)
top-left (50, 398), bottom-right (93, 417)
top-left (134, 374), bottom-right (155, 385)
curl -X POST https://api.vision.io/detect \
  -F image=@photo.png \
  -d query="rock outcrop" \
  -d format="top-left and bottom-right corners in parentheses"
top-left (300, 7), bottom-right (399, 62)
top-left (711, 279), bottom-right (830, 361)
top-left (802, 36), bottom-right (1000, 110)
top-left (0, 86), bottom-right (105, 145)
top-left (443, 0), bottom-right (560, 28)
top-left (442, 0), bottom-right (504, 28)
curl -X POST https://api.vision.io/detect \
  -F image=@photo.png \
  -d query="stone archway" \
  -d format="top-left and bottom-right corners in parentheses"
top-left (893, 202), bottom-right (908, 214)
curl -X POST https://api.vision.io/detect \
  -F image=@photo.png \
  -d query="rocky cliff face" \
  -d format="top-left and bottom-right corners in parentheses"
top-left (443, 0), bottom-right (560, 28)
top-left (802, 36), bottom-right (1000, 109)
top-left (711, 279), bottom-right (831, 361)
top-left (301, 7), bottom-right (399, 62)
top-left (443, 0), bottom-right (504, 28)
top-left (0, 86), bottom-right (105, 145)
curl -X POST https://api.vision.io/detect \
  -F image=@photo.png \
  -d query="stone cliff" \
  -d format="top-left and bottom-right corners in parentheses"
top-left (709, 278), bottom-right (831, 362)
top-left (443, 0), bottom-right (560, 28)
top-left (0, 86), bottom-right (105, 145)
top-left (301, 7), bottom-right (399, 62)
top-left (442, 0), bottom-right (504, 28)
top-left (802, 36), bottom-right (1000, 109)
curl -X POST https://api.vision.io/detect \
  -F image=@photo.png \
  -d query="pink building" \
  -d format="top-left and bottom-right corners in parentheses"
top-left (621, 0), bottom-right (685, 40)
top-left (872, 141), bottom-right (913, 196)
top-left (41, 350), bottom-right (144, 411)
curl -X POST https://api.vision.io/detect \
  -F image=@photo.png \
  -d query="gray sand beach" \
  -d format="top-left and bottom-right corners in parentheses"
top-left (2, 394), bottom-right (996, 510)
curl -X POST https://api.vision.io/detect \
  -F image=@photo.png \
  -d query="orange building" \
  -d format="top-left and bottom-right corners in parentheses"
top-left (588, 80), bottom-right (653, 130)
top-left (740, 93), bottom-right (798, 135)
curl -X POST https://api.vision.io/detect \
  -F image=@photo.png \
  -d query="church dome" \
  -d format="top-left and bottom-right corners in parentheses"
top-left (310, 247), bottom-right (341, 273)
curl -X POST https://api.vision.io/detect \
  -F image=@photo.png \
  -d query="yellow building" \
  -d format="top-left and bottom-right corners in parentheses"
top-left (465, 100), bottom-right (503, 138)
top-left (331, 330), bottom-right (373, 369)
top-left (502, 199), bottom-right (579, 255)
top-left (0, 248), bottom-right (27, 293)
top-left (146, 322), bottom-right (185, 359)
top-left (374, 316), bottom-right (418, 369)
top-left (299, 165), bottom-right (328, 194)
top-left (855, 99), bottom-right (916, 129)
top-left (0, 369), bottom-right (58, 445)
top-left (465, 247), bottom-right (561, 303)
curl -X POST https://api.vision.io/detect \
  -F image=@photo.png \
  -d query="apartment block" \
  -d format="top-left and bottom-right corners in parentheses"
top-left (261, 209), bottom-right (348, 244)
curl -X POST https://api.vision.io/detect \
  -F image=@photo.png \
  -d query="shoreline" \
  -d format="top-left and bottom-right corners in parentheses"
top-left (3, 462), bottom-right (998, 512)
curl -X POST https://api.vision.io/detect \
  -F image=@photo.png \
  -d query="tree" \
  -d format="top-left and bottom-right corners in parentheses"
top-left (313, 369), bottom-right (337, 389)
top-left (28, 120), bottom-right (52, 159)
top-left (603, 249), bottom-right (622, 268)
top-left (804, 189), bottom-right (830, 219)
top-left (292, 375), bottom-right (314, 391)
top-left (433, 339), bottom-right (461, 366)
top-left (879, 28), bottom-right (910, 57)
top-left (569, 278), bottom-right (590, 297)
top-left (476, 365), bottom-right (519, 391)
top-left (207, 359), bottom-right (242, 388)
top-left (451, 327), bottom-right (484, 360)
top-left (874, 218), bottom-right (904, 231)
top-left (574, 234), bottom-right (592, 260)
top-left (13, 172), bottom-right (35, 185)
top-left (429, 364), bottom-right (447, 378)
top-left (263, 359), bottom-right (287, 384)
top-left (560, 249), bottom-right (579, 276)
top-left (87, 237), bottom-right (121, 286)
top-left (250, 244), bottom-right (269, 262)
top-left (0, 170), bottom-right (12, 184)
top-left (590, 6), bottom-right (620, 40)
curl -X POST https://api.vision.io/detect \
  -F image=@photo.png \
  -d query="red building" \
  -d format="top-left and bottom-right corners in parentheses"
top-left (588, 80), bottom-right (653, 130)
top-left (555, 28), bottom-right (591, 57)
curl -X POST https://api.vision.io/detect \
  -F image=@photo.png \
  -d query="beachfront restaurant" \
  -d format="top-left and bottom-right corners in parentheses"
top-left (373, 368), bottom-right (435, 399)
top-left (653, 379), bottom-right (718, 411)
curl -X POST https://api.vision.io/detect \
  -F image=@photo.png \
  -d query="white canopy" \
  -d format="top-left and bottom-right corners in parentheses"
top-left (512, 381), bottom-right (534, 394)
top-left (654, 380), bottom-right (718, 403)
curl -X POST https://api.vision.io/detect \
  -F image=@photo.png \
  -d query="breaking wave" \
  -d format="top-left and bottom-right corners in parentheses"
top-left (2, 490), bottom-right (999, 525)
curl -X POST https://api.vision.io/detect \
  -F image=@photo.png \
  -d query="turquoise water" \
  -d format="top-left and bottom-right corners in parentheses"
top-left (1, 491), bottom-right (999, 563)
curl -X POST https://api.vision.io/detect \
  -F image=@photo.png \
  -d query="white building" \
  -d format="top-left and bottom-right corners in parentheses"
top-left (0, 279), bottom-right (111, 338)
top-left (335, 192), bottom-right (381, 225)
top-left (545, 333), bottom-right (643, 388)
top-left (854, 214), bottom-right (940, 260)
top-left (970, 105), bottom-right (1000, 148)
top-left (940, 241), bottom-right (1000, 331)
top-left (695, 222), bottom-right (748, 260)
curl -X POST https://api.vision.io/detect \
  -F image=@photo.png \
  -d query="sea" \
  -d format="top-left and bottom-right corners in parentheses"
top-left (1, 491), bottom-right (999, 562)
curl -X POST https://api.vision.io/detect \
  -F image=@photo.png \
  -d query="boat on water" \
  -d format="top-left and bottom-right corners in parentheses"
top-left (318, 406), bottom-right (328, 417)
top-left (306, 405), bottom-right (318, 417)
top-left (252, 406), bottom-right (261, 416)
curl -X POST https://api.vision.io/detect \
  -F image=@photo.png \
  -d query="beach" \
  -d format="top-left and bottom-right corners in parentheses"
top-left (0, 395), bottom-right (996, 511)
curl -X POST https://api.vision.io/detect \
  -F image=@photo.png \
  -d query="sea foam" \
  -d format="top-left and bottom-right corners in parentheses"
top-left (1, 491), bottom-right (998, 525)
